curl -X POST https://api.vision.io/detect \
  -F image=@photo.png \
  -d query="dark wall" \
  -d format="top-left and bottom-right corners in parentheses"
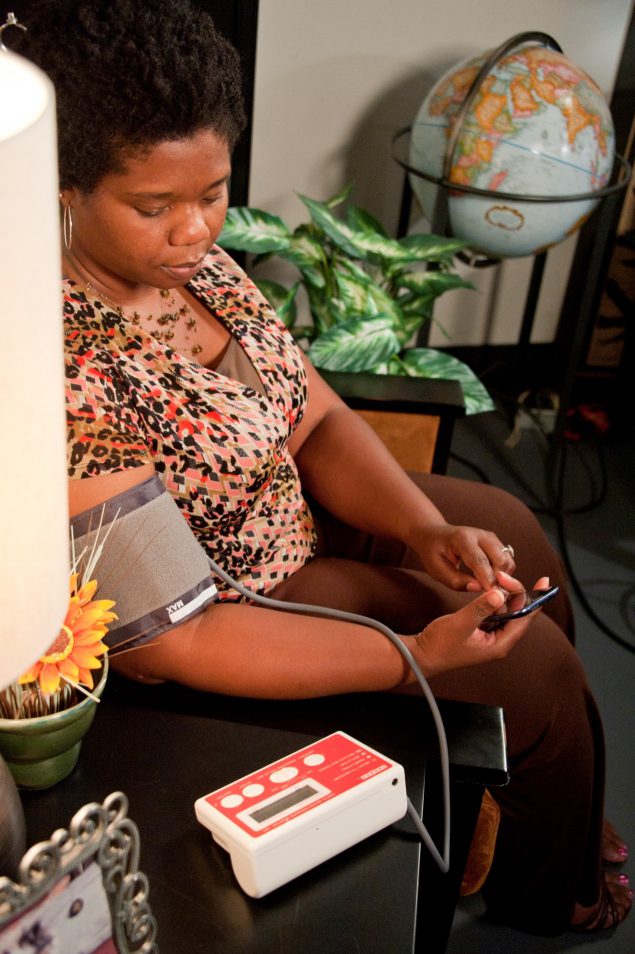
top-left (1, 1), bottom-right (258, 205)
top-left (192, 1), bottom-right (258, 205)
top-left (554, 7), bottom-right (634, 421)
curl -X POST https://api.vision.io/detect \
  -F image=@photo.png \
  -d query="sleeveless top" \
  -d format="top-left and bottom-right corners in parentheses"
top-left (63, 247), bottom-right (317, 597)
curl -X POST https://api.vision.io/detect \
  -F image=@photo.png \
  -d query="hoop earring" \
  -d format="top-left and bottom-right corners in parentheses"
top-left (61, 202), bottom-right (73, 251)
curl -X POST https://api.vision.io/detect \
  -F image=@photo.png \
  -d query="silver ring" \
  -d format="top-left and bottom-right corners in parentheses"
top-left (501, 545), bottom-right (515, 558)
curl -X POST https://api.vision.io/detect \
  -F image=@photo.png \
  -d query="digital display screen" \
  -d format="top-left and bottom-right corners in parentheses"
top-left (249, 785), bottom-right (319, 824)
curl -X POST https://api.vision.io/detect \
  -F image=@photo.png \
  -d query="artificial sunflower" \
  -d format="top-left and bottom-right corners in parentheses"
top-left (18, 574), bottom-right (117, 695)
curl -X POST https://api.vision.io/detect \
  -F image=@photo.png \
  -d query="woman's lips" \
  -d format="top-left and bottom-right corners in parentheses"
top-left (161, 260), bottom-right (203, 281)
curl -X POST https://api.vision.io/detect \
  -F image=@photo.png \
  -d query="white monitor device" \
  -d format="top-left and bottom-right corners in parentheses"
top-left (195, 731), bottom-right (407, 897)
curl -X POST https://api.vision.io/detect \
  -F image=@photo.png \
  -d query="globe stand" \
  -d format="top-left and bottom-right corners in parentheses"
top-left (391, 30), bottom-right (632, 416)
top-left (393, 129), bottom-right (629, 384)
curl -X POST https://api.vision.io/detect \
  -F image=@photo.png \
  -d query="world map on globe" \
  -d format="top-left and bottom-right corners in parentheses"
top-left (409, 43), bottom-right (615, 258)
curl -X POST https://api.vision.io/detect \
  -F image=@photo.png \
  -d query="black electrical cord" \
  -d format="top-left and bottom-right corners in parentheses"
top-left (528, 431), bottom-right (608, 517)
top-left (454, 390), bottom-right (608, 515)
top-left (501, 388), bottom-right (609, 513)
top-left (450, 395), bottom-right (634, 654)
top-left (547, 434), bottom-right (635, 654)
top-left (565, 438), bottom-right (608, 513)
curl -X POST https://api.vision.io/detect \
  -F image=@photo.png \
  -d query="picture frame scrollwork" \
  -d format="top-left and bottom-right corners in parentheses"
top-left (0, 791), bottom-right (158, 953)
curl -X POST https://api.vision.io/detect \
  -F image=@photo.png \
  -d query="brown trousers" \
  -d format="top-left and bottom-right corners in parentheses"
top-left (270, 473), bottom-right (603, 935)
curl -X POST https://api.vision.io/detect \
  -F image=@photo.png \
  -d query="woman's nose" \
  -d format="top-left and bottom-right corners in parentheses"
top-left (169, 205), bottom-right (210, 246)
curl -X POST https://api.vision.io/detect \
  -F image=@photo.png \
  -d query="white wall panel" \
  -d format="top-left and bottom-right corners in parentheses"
top-left (249, 0), bottom-right (633, 344)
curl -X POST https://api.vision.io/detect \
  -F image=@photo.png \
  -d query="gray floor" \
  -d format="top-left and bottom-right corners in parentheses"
top-left (443, 404), bottom-right (635, 952)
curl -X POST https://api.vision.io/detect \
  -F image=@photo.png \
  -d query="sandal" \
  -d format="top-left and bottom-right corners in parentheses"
top-left (602, 819), bottom-right (629, 866)
top-left (571, 872), bottom-right (632, 933)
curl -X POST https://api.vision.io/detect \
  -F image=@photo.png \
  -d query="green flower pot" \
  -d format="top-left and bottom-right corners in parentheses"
top-left (0, 660), bottom-right (108, 790)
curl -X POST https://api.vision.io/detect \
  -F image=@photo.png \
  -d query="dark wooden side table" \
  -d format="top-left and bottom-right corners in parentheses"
top-left (20, 678), bottom-right (506, 954)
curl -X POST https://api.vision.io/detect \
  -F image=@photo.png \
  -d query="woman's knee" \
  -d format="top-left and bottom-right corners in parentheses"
top-left (429, 614), bottom-right (588, 753)
top-left (412, 472), bottom-right (537, 534)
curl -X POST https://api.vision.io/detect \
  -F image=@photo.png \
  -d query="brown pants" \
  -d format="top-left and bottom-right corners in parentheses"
top-left (270, 473), bottom-right (603, 935)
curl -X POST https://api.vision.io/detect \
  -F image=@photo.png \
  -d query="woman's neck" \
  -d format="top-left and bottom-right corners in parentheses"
top-left (62, 250), bottom-right (158, 313)
top-left (62, 249), bottom-right (224, 362)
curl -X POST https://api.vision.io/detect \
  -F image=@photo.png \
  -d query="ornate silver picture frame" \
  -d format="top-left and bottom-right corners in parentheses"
top-left (0, 791), bottom-right (158, 953)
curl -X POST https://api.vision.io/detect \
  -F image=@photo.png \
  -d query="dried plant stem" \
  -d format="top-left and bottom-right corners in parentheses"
top-left (0, 681), bottom-right (76, 719)
top-left (59, 674), bottom-right (102, 704)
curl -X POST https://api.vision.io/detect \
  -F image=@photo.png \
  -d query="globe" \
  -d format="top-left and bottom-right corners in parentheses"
top-left (409, 41), bottom-right (615, 258)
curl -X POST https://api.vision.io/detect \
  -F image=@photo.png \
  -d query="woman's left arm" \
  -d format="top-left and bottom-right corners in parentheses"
top-left (289, 357), bottom-right (515, 592)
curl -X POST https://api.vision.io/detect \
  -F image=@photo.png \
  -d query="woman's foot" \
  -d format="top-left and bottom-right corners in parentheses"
top-left (603, 819), bottom-right (629, 866)
top-left (571, 872), bottom-right (632, 932)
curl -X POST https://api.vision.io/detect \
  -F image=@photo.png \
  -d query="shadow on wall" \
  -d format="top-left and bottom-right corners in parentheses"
top-left (341, 54), bottom-right (463, 236)
top-left (341, 67), bottom-right (432, 236)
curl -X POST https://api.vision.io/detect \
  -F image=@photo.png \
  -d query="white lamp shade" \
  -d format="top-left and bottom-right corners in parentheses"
top-left (0, 51), bottom-right (69, 689)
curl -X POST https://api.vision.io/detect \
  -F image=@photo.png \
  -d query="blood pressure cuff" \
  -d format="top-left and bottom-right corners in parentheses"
top-left (70, 475), bottom-right (217, 654)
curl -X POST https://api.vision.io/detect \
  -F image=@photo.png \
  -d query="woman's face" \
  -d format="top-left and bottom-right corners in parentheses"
top-left (62, 128), bottom-right (232, 291)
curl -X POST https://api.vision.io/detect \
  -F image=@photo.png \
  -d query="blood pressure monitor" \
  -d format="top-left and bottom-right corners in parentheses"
top-left (194, 731), bottom-right (407, 897)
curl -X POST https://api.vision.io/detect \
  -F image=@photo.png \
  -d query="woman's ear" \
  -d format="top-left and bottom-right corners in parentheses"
top-left (59, 188), bottom-right (77, 208)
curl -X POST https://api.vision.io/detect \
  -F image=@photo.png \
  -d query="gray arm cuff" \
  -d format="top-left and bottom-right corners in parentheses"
top-left (70, 476), bottom-right (217, 654)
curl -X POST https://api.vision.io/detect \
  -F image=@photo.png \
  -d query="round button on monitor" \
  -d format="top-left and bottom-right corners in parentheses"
top-left (304, 753), bottom-right (325, 767)
top-left (220, 794), bottom-right (244, 809)
top-left (243, 784), bottom-right (265, 798)
top-left (269, 766), bottom-right (299, 784)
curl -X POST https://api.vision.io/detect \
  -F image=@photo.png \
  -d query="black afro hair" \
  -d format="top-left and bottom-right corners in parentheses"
top-left (13, 0), bottom-right (246, 191)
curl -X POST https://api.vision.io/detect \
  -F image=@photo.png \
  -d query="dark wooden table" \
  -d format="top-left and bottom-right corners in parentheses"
top-left (21, 677), bottom-right (507, 953)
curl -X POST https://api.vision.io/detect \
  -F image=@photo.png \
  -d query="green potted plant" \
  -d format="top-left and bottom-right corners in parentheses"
top-left (0, 528), bottom-right (115, 790)
top-left (218, 187), bottom-right (493, 415)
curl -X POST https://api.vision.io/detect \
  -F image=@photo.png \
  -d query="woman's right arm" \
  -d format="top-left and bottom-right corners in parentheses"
top-left (70, 470), bottom-right (536, 700)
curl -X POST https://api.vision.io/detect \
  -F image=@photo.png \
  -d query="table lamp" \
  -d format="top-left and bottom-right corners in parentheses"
top-left (0, 40), bottom-right (69, 874)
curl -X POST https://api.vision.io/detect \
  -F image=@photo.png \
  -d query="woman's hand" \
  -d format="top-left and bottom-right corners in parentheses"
top-left (411, 572), bottom-right (549, 677)
top-left (413, 523), bottom-right (517, 592)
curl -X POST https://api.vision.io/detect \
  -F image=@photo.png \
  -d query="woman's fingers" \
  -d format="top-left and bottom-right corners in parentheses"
top-left (533, 576), bottom-right (550, 590)
top-left (443, 530), bottom-right (517, 591)
top-left (414, 585), bottom-right (532, 677)
top-left (495, 569), bottom-right (526, 593)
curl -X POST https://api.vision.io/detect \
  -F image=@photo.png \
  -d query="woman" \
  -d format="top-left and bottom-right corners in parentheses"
top-left (17, 0), bottom-right (630, 936)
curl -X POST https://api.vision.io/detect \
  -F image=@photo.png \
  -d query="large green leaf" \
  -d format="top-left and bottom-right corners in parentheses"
top-left (398, 348), bottom-right (494, 415)
top-left (325, 184), bottom-right (353, 209)
top-left (333, 263), bottom-right (371, 316)
top-left (305, 283), bottom-right (347, 332)
top-left (282, 226), bottom-right (328, 293)
top-left (331, 255), bottom-right (373, 287)
top-left (346, 204), bottom-right (389, 238)
top-left (300, 196), bottom-right (469, 274)
top-left (395, 310), bottom-right (427, 344)
top-left (331, 259), bottom-right (406, 330)
top-left (397, 233), bottom-right (468, 265)
top-left (308, 316), bottom-right (401, 372)
top-left (255, 279), bottom-right (299, 329)
top-left (398, 271), bottom-right (475, 305)
top-left (299, 194), bottom-right (407, 264)
top-left (397, 292), bottom-right (433, 325)
top-left (285, 226), bottom-right (325, 271)
top-left (219, 207), bottom-right (291, 254)
top-left (364, 280), bottom-right (406, 327)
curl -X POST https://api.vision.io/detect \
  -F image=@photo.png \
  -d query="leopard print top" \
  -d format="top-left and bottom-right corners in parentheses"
top-left (63, 247), bottom-right (317, 597)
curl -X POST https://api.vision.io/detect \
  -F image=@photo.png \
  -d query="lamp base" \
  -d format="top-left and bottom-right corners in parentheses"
top-left (0, 752), bottom-right (26, 878)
